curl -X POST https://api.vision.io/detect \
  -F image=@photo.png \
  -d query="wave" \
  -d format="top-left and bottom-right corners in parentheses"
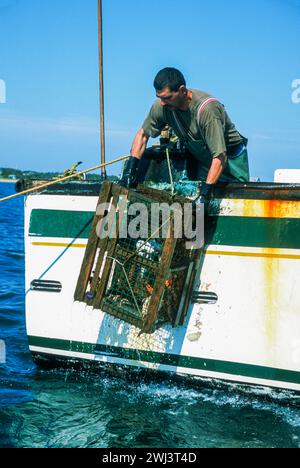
top-left (0, 290), bottom-right (20, 301)
top-left (0, 251), bottom-right (24, 260)
top-left (1, 367), bottom-right (299, 448)
top-left (36, 368), bottom-right (300, 429)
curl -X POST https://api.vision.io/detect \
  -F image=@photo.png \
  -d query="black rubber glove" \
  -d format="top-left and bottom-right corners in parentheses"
top-left (119, 156), bottom-right (140, 188)
top-left (192, 182), bottom-right (214, 210)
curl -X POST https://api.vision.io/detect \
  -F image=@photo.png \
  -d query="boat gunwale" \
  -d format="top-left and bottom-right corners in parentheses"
top-left (18, 180), bottom-right (300, 201)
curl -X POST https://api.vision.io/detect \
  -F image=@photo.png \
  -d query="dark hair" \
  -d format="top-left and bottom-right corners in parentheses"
top-left (153, 67), bottom-right (186, 92)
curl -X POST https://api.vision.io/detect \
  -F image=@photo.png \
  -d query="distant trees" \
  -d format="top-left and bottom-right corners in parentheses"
top-left (0, 167), bottom-right (119, 182)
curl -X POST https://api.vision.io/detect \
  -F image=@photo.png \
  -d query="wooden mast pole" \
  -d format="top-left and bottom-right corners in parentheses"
top-left (98, 0), bottom-right (106, 178)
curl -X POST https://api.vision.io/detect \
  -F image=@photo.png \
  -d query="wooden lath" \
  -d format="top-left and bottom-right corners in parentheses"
top-left (74, 181), bottom-right (121, 302)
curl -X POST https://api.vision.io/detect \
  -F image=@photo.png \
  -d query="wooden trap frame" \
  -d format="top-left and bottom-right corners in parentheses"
top-left (74, 182), bottom-right (200, 334)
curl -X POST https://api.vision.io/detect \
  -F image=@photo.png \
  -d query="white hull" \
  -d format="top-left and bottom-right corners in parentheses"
top-left (25, 189), bottom-right (300, 393)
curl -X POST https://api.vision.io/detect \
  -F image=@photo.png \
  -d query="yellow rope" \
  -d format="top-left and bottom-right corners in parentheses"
top-left (0, 154), bottom-right (130, 203)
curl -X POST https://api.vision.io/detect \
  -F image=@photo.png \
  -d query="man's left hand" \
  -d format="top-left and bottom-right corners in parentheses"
top-left (192, 182), bottom-right (214, 210)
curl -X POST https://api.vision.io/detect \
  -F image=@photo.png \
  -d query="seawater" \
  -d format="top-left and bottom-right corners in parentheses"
top-left (0, 182), bottom-right (300, 448)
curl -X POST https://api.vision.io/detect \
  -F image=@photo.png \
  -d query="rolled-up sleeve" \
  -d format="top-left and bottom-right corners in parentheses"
top-left (142, 101), bottom-right (167, 138)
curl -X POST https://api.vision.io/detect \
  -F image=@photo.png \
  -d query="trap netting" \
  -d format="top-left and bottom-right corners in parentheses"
top-left (74, 182), bottom-right (200, 334)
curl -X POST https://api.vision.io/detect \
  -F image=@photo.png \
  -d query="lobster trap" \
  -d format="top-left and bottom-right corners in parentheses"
top-left (74, 181), bottom-right (200, 334)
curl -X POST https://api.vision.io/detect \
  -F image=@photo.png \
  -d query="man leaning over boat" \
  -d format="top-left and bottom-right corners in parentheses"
top-left (119, 67), bottom-right (250, 206)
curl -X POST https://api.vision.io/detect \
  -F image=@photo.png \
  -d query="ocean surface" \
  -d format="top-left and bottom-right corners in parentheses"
top-left (0, 181), bottom-right (300, 449)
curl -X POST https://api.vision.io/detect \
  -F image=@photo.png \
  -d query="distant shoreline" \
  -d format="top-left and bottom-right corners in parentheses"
top-left (0, 179), bottom-right (18, 183)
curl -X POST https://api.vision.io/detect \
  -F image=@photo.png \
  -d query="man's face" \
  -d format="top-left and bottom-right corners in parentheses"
top-left (156, 85), bottom-right (187, 110)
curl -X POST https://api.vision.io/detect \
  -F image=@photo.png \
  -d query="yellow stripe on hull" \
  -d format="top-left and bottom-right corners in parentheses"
top-left (31, 241), bottom-right (300, 261)
top-left (32, 242), bottom-right (87, 249)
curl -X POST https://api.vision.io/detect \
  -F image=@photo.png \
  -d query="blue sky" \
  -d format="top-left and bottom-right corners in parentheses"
top-left (0, 0), bottom-right (299, 180)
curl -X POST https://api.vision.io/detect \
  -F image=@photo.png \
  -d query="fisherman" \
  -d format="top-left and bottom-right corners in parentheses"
top-left (120, 67), bottom-right (250, 206)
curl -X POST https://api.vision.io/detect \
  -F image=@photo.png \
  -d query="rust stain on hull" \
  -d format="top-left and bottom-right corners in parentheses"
top-left (241, 198), bottom-right (290, 366)
top-left (260, 201), bottom-right (282, 365)
top-left (237, 199), bottom-right (300, 218)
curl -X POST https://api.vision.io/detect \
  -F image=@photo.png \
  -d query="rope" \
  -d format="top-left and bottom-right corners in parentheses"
top-left (107, 216), bottom-right (173, 318)
top-left (105, 192), bottom-right (175, 318)
top-left (107, 256), bottom-right (142, 318)
top-left (166, 147), bottom-right (175, 196)
top-left (123, 217), bottom-right (172, 267)
top-left (0, 154), bottom-right (131, 203)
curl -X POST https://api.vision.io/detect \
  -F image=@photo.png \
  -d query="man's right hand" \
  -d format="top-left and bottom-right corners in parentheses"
top-left (119, 156), bottom-right (140, 189)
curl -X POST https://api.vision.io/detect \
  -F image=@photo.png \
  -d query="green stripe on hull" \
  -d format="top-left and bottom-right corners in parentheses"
top-left (29, 209), bottom-right (300, 249)
top-left (29, 210), bottom-right (94, 239)
top-left (28, 336), bottom-right (300, 386)
top-left (207, 216), bottom-right (300, 249)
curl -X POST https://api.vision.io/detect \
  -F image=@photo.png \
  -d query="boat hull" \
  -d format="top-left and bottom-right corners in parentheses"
top-left (24, 183), bottom-right (300, 392)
